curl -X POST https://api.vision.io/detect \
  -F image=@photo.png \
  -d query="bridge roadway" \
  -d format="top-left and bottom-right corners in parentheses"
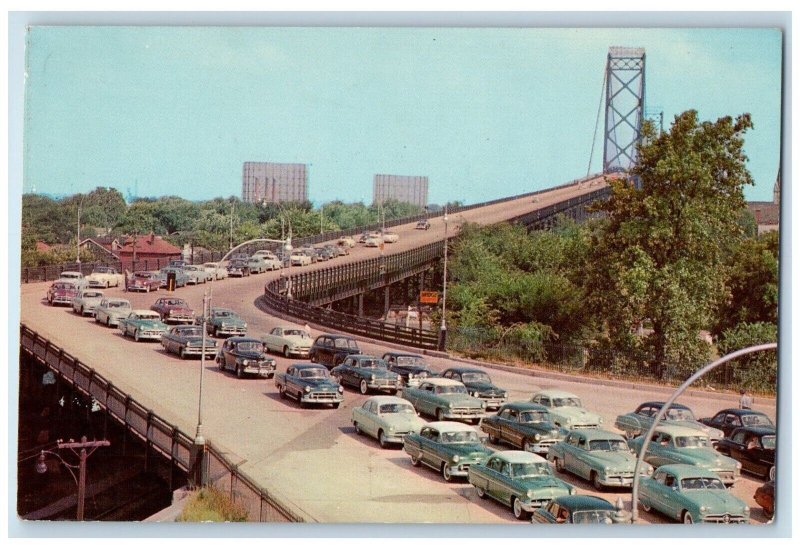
top-left (19, 178), bottom-right (774, 524)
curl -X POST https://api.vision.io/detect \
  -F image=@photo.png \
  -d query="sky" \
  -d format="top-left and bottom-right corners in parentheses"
top-left (22, 26), bottom-right (783, 205)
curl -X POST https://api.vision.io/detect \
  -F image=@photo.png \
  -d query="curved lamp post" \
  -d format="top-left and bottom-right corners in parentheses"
top-left (438, 205), bottom-right (449, 351)
top-left (630, 342), bottom-right (777, 523)
top-left (285, 233), bottom-right (293, 300)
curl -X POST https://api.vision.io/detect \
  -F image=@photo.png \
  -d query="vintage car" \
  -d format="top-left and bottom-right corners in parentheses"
top-left (250, 252), bottom-right (282, 270)
top-left (216, 337), bottom-right (277, 378)
top-left (754, 480), bottom-right (774, 519)
top-left (290, 250), bottom-right (313, 266)
top-left (402, 378), bottom-right (486, 423)
top-left (364, 236), bottom-right (381, 248)
top-left (56, 271), bottom-right (88, 288)
top-left (151, 297), bottom-right (195, 324)
top-left (415, 220), bottom-right (431, 230)
top-left (86, 266), bottom-right (124, 288)
top-left (246, 256), bottom-right (270, 274)
top-left (382, 231), bottom-right (400, 243)
top-left (226, 260), bottom-right (251, 277)
top-left (715, 426), bottom-right (776, 480)
top-left (337, 236), bottom-right (356, 248)
top-left (313, 246), bottom-right (332, 261)
top-left (468, 450), bottom-right (577, 520)
top-left (615, 401), bottom-right (724, 444)
top-left (47, 281), bottom-right (79, 306)
top-left (309, 334), bottom-right (361, 368)
top-left (638, 464), bottom-right (750, 524)
top-left (181, 264), bottom-right (211, 284)
top-left (94, 298), bottom-right (132, 327)
top-left (481, 402), bottom-right (565, 455)
top-left (118, 310), bottom-right (169, 342)
top-left (71, 289), bottom-right (105, 316)
top-left (331, 355), bottom-right (403, 395)
top-left (274, 363), bottom-right (344, 408)
top-left (381, 352), bottom-right (435, 387)
top-left (156, 267), bottom-right (189, 288)
top-left (699, 408), bottom-right (775, 438)
top-left (161, 325), bottom-right (218, 359)
top-left (441, 367), bottom-right (507, 410)
top-left (404, 421), bottom-right (493, 481)
top-left (168, 259), bottom-right (187, 268)
top-left (629, 425), bottom-right (740, 486)
top-left (262, 326), bottom-right (313, 357)
top-left (352, 395), bottom-right (427, 448)
top-left (530, 389), bottom-right (603, 430)
top-left (126, 271), bottom-right (162, 292)
top-left (204, 308), bottom-right (247, 338)
top-left (202, 262), bottom-right (228, 281)
top-left (547, 429), bottom-right (653, 490)
top-left (357, 231), bottom-right (381, 243)
top-left (532, 495), bottom-right (631, 524)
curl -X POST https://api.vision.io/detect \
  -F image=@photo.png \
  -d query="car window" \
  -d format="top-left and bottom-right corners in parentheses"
top-left (440, 431), bottom-right (480, 444)
top-left (711, 413), bottom-right (725, 423)
top-left (654, 471), bottom-right (667, 484)
top-left (461, 372), bottom-right (491, 384)
top-left (519, 411), bottom-right (548, 424)
top-left (380, 404), bottom-right (414, 414)
top-left (732, 431), bottom-right (747, 444)
top-left (675, 436), bottom-right (710, 448)
top-left (553, 397), bottom-right (582, 407)
top-left (511, 462), bottom-right (550, 478)
top-left (435, 385), bottom-right (467, 395)
top-left (589, 439), bottom-right (629, 452)
top-left (664, 408), bottom-right (695, 421)
top-left (742, 414), bottom-right (774, 427)
top-left (664, 475), bottom-right (676, 487)
top-left (762, 435), bottom-right (776, 449)
top-left (499, 408), bottom-right (513, 420)
top-left (681, 477), bottom-right (725, 490)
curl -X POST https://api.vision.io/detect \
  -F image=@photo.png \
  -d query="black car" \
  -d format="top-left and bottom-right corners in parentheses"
top-left (227, 260), bottom-right (251, 277)
top-left (440, 367), bottom-right (508, 410)
top-left (216, 336), bottom-right (277, 378)
top-left (699, 408), bottom-right (775, 438)
top-left (381, 352), bottom-right (436, 386)
top-left (415, 220), bottom-right (430, 230)
top-left (532, 495), bottom-right (630, 524)
top-left (716, 426), bottom-right (776, 480)
top-left (480, 402), bottom-right (565, 455)
top-left (309, 334), bottom-right (361, 368)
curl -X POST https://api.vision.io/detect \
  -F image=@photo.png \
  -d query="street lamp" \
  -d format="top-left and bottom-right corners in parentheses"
top-left (192, 289), bottom-right (211, 487)
top-left (285, 231), bottom-right (293, 300)
top-left (438, 205), bottom-right (449, 351)
top-left (76, 194), bottom-right (86, 270)
top-left (35, 436), bottom-right (111, 520)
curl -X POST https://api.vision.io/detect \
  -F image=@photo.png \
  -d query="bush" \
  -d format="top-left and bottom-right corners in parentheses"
top-left (717, 322), bottom-right (778, 394)
top-left (177, 487), bottom-right (248, 522)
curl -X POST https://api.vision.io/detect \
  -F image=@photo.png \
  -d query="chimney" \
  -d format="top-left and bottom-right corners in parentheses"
top-left (754, 209), bottom-right (762, 224)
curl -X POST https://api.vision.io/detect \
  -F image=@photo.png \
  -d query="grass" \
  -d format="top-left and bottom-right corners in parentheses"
top-left (177, 487), bottom-right (249, 522)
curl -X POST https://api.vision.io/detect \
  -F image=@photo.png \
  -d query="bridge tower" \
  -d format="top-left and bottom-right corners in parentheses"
top-left (603, 47), bottom-right (646, 176)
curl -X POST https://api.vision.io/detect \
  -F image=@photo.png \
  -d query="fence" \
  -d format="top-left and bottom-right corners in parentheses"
top-left (18, 324), bottom-right (305, 522)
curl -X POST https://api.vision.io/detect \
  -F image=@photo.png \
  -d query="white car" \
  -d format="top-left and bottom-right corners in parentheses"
top-left (182, 264), bottom-right (211, 284)
top-left (94, 298), bottom-right (132, 327)
top-left (57, 271), bottom-right (88, 288)
top-left (71, 289), bottom-right (105, 316)
top-left (261, 326), bottom-right (313, 358)
top-left (86, 266), bottom-right (125, 288)
top-left (383, 232), bottom-right (400, 243)
top-left (290, 251), bottom-right (312, 266)
top-left (203, 262), bottom-right (228, 281)
top-left (337, 237), bottom-right (356, 248)
top-left (251, 253), bottom-right (282, 271)
top-left (365, 237), bottom-right (381, 248)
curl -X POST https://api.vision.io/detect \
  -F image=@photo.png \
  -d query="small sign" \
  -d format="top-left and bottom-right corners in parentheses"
top-left (419, 291), bottom-right (439, 304)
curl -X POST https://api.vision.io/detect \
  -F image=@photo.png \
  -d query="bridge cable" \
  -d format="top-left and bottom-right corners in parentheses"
top-left (587, 65), bottom-right (607, 177)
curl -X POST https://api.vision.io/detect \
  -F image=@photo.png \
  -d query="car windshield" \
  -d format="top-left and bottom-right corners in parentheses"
top-left (83, 292), bottom-right (103, 298)
top-left (395, 356), bottom-right (424, 366)
top-left (461, 372), bottom-right (491, 383)
top-left (588, 439), bottom-right (629, 452)
top-left (179, 328), bottom-right (203, 337)
top-left (61, 273), bottom-right (80, 279)
top-left (94, 267), bottom-right (111, 273)
top-left (510, 462), bottom-right (551, 478)
top-left (108, 301), bottom-right (129, 308)
top-left (204, 263), bottom-right (218, 268)
top-left (334, 338), bottom-right (359, 350)
top-left (436, 385), bottom-right (468, 395)
top-left (664, 408), bottom-right (696, 421)
top-left (284, 329), bottom-right (309, 337)
top-left (135, 272), bottom-right (153, 279)
top-left (358, 359), bottom-right (385, 368)
top-left (300, 368), bottom-right (328, 379)
top-left (379, 404), bottom-right (415, 414)
top-left (440, 431), bottom-right (480, 444)
top-left (214, 310), bottom-right (233, 318)
top-left (166, 299), bottom-right (187, 306)
top-left (761, 435), bottom-right (776, 449)
top-left (681, 477), bottom-right (726, 490)
top-left (552, 397), bottom-right (582, 408)
top-left (742, 414), bottom-right (774, 427)
top-left (138, 313), bottom-right (161, 320)
top-left (519, 411), bottom-right (549, 424)
top-left (236, 341), bottom-right (263, 353)
top-left (674, 436), bottom-right (710, 448)
top-left (572, 510), bottom-right (616, 524)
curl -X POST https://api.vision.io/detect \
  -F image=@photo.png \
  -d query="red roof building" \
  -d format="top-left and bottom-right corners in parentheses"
top-left (117, 233), bottom-right (182, 270)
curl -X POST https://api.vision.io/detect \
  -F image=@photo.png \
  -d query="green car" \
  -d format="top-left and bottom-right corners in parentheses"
top-left (629, 425), bottom-right (741, 486)
top-left (480, 402), bottom-right (566, 454)
top-left (468, 450), bottom-right (577, 520)
top-left (546, 429), bottom-right (653, 490)
top-left (402, 378), bottom-right (486, 423)
top-left (530, 389), bottom-right (603, 430)
top-left (118, 310), bottom-right (168, 342)
top-left (403, 421), bottom-right (493, 481)
top-left (639, 464), bottom-right (750, 524)
top-left (352, 395), bottom-right (427, 448)
top-left (204, 307), bottom-right (247, 338)
top-left (331, 355), bottom-right (403, 395)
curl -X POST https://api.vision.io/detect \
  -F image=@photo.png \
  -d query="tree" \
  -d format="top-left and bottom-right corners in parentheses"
top-left (586, 111), bottom-right (754, 377)
top-left (717, 322), bottom-right (777, 394)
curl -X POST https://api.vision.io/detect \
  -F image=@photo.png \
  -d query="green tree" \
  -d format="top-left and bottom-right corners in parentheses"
top-left (717, 322), bottom-right (777, 394)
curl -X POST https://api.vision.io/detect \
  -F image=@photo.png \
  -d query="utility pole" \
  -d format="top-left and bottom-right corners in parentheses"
top-left (76, 194), bottom-right (86, 270)
top-left (53, 436), bottom-right (110, 520)
top-left (193, 289), bottom-right (210, 487)
top-left (229, 201), bottom-right (235, 251)
top-left (438, 205), bottom-right (449, 351)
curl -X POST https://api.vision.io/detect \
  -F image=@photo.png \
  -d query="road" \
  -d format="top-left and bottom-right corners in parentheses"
top-left (18, 178), bottom-right (775, 524)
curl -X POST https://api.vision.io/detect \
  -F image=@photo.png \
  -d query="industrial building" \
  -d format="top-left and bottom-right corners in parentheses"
top-left (373, 174), bottom-right (429, 207)
top-left (242, 162), bottom-right (308, 204)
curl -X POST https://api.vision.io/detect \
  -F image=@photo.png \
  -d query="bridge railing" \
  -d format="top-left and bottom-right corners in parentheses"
top-left (19, 324), bottom-right (305, 522)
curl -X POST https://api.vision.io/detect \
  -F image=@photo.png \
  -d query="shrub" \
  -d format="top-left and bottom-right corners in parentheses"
top-left (177, 487), bottom-right (248, 522)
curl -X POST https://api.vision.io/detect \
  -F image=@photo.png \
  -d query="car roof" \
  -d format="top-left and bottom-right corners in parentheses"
top-left (651, 425), bottom-right (708, 437)
top-left (550, 495), bottom-right (616, 512)
top-left (731, 426), bottom-right (776, 436)
top-left (534, 389), bottom-right (580, 399)
top-left (444, 366), bottom-right (487, 374)
top-left (567, 429), bottom-right (625, 440)
top-left (211, 307), bottom-right (235, 313)
top-left (713, 408), bottom-right (771, 418)
top-left (424, 421), bottom-right (477, 433)
top-left (422, 378), bottom-right (464, 387)
top-left (383, 352), bottom-right (424, 358)
top-left (346, 354), bottom-right (383, 361)
top-left (316, 333), bottom-right (357, 340)
top-left (654, 464), bottom-right (720, 479)
top-left (131, 309), bottom-right (160, 316)
top-left (364, 396), bottom-right (414, 405)
top-left (639, 401), bottom-right (690, 410)
top-left (491, 450), bottom-right (547, 464)
top-left (60, 271), bottom-right (83, 276)
top-left (107, 299), bottom-right (130, 305)
top-left (498, 401), bottom-right (548, 413)
top-left (228, 337), bottom-right (261, 343)
top-left (290, 363), bottom-right (327, 370)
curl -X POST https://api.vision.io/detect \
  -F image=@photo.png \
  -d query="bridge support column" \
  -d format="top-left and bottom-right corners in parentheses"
top-left (403, 278), bottom-right (410, 306)
top-left (358, 293), bottom-right (364, 317)
top-left (384, 286), bottom-right (391, 316)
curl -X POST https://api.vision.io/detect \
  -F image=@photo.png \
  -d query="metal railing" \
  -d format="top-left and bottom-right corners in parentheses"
top-left (18, 324), bottom-right (304, 522)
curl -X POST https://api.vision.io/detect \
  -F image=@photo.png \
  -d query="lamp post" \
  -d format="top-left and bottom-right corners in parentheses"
top-left (285, 231), bottom-right (293, 300)
top-left (192, 289), bottom-right (211, 487)
top-left (438, 205), bottom-right (449, 351)
top-left (35, 436), bottom-right (110, 520)
top-left (76, 194), bottom-right (86, 270)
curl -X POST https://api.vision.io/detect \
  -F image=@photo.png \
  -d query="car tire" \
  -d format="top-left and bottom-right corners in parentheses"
top-left (682, 511), bottom-right (694, 524)
top-left (180, 347), bottom-right (187, 360)
top-left (95, 315), bottom-right (100, 323)
top-left (410, 453), bottom-right (421, 467)
top-left (769, 466), bottom-right (775, 481)
top-left (553, 458), bottom-right (565, 473)
top-left (441, 463), bottom-right (453, 482)
top-left (79, 306), bottom-right (85, 316)
top-left (309, 353), bottom-right (316, 363)
top-left (378, 430), bottom-right (389, 449)
top-left (488, 433), bottom-right (499, 444)
top-left (512, 497), bottom-right (529, 520)
top-left (332, 402), bottom-right (340, 409)
top-left (134, 330), bottom-right (141, 342)
top-left (106, 318), bottom-right (111, 327)
top-left (436, 408), bottom-right (446, 421)
top-left (236, 365), bottom-right (243, 379)
top-left (359, 379), bottom-right (369, 395)
top-left (475, 485), bottom-right (486, 499)
top-left (354, 422), bottom-right (362, 435)
top-left (641, 499), bottom-right (652, 513)
top-left (278, 385), bottom-right (286, 399)
top-left (591, 471), bottom-right (604, 491)
top-left (217, 357), bottom-right (224, 371)
top-left (284, 346), bottom-right (291, 358)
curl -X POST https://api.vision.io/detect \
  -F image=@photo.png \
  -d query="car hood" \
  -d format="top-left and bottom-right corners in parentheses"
top-left (587, 451), bottom-right (637, 468)
top-left (442, 443), bottom-right (492, 459)
top-left (133, 320), bottom-right (166, 328)
top-left (672, 449), bottom-right (739, 468)
top-left (685, 490), bottom-right (749, 513)
top-left (516, 476), bottom-right (574, 494)
top-left (436, 393), bottom-right (484, 406)
top-left (354, 367), bottom-right (397, 379)
top-left (463, 382), bottom-right (504, 394)
top-left (301, 378), bottom-right (340, 390)
top-left (553, 407), bottom-right (601, 423)
top-left (665, 420), bottom-right (723, 438)
top-left (281, 335), bottom-right (312, 345)
top-left (213, 317), bottom-right (245, 326)
top-left (392, 365), bottom-right (430, 374)
top-left (381, 413), bottom-right (426, 431)
top-left (106, 308), bottom-right (131, 317)
top-left (235, 351), bottom-right (270, 361)
top-left (181, 336), bottom-right (217, 346)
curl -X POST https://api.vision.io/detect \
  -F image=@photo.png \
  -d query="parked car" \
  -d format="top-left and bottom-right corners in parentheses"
top-left (157, 267), bottom-right (189, 288)
top-left (364, 236), bottom-right (381, 248)
top-left (161, 325), bottom-right (218, 359)
top-left (47, 281), bottom-right (79, 306)
top-left (251, 249), bottom-right (279, 261)
top-left (628, 425), bottom-right (740, 486)
top-left (638, 464), bottom-right (750, 524)
top-left (118, 310), bottom-right (168, 342)
top-left (481, 402), bottom-right (565, 455)
top-left (290, 250), bottom-right (312, 267)
top-left (86, 266), bottom-right (124, 288)
top-left (246, 256), bottom-right (270, 274)
top-left (71, 289), bottom-right (105, 316)
top-left (382, 231), bottom-right (399, 243)
top-left (203, 262), bottom-right (228, 281)
top-left (530, 389), bottom-right (603, 430)
top-left (150, 297), bottom-right (195, 324)
top-left (227, 260), bottom-right (250, 277)
top-left (261, 326), bottom-right (313, 358)
top-left (468, 450), bottom-right (577, 520)
top-left (56, 271), bottom-right (88, 288)
top-left (332, 355), bottom-right (403, 395)
top-left (309, 334), bottom-right (361, 368)
top-left (547, 429), bottom-right (653, 490)
top-left (441, 367), bottom-right (507, 410)
top-left (715, 426), bottom-right (776, 480)
top-left (298, 247), bottom-right (318, 263)
top-left (313, 247), bottom-right (332, 261)
top-left (126, 271), bottom-right (162, 292)
top-left (182, 264), bottom-right (211, 284)
top-left (251, 252), bottom-right (282, 271)
top-left (415, 220), bottom-right (431, 230)
top-left (699, 408), bottom-right (775, 438)
top-left (754, 480), bottom-right (774, 519)
top-left (337, 236), bottom-right (356, 248)
top-left (94, 298), bottom-right (132, 327)
top-left (352, 395), bottom-right (426, 448)
top-left (203, 307), bottom-right (247, 338)
top-left (532, 495), bottom-right (630, 524)
top-left (274, 363), bottom-right (344, 408)
top-left (382, 352), bottom-right (435, 387)
top-left (402, 378), bottom-right (486, 423)
top-left (168, 259), bottom-right (187, 268)
top-left (403, 421), bottom-right (493, 481)
top-left (615, 401), bottom-right (724, 444)
top-left (216, 337), bottom-right (277, 378)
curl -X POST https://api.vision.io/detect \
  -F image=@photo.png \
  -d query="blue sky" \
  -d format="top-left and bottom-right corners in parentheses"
top-left (22, 26), bottom-right (783, 204)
